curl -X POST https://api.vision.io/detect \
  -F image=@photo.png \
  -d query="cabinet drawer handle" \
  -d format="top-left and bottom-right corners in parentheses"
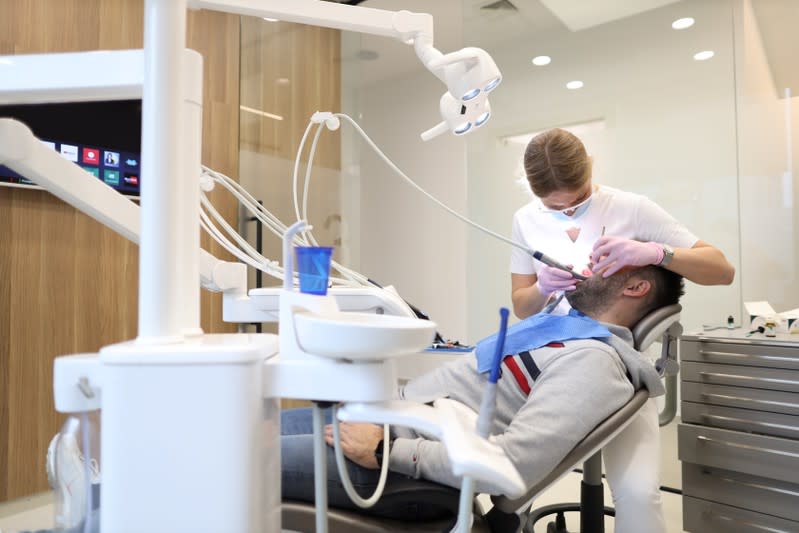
top-left (699, 413), bottom-right (799, 435)
top-left (705, 511), bottom-right (792, 532)
top-left (709, 472), bottom-right (799, 498)
top-left (698, 371), bottom-right (799, 387)
top-left (699, 350), bottom-right (799, 365)
top-left (700, 392), bottom-right (799, 411)
top-left (696, 435), bottom-right (799, 459)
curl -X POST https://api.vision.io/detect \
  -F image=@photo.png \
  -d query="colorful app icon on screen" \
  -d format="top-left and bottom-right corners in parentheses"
top-left (82, 166), bottom-right (100, 178)
top-left (60, 144), bottom-right (79, 162)
top-left (82, 147), bottom-right (100, 165)
top-left (104, 151), bottom-right (120, 167)
top-left (104, 169), bottom-right (120, 185)
top-left (123, 173), bottom-right (139, 186)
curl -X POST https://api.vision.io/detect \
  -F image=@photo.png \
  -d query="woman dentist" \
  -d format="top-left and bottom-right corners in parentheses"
top-left (510, 128), bottom-right (734, 533)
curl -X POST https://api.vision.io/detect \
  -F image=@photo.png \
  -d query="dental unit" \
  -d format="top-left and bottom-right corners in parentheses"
top-left (0, 2), bottom-right (596, 532)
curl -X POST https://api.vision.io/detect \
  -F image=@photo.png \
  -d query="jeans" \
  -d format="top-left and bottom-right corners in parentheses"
top-left (281, 407), bottom-right (452, 521)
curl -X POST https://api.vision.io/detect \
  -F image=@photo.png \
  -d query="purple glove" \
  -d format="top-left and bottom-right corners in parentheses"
top-left (590, 236), bottom-right (664, 277)
top-left (536, 265), bottom-right (579, 296)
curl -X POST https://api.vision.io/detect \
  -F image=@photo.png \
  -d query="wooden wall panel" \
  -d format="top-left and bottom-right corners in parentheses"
top-left (0, 0), bottom-right (239, 501)
top-left (1, 0), bottom-right (341, 501)
top-left (187, 9), bottom-right (241, 332)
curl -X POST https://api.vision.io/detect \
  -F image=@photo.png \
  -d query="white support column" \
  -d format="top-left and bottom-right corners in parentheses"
top-left (138, 0), bottom-right (188, 342)
top-left (180, 49), bottom-right (204, 336)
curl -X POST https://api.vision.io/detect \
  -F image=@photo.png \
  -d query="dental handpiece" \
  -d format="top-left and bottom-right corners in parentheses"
top-left (531, 251), bottom-right (589, 281)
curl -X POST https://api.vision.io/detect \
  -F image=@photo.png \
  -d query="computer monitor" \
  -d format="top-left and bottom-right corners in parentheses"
top-left (0, 100), bottom-right (142, 197)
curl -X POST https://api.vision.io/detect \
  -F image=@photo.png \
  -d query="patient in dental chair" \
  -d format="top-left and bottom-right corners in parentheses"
top-left (281, 265), bottom-right (684, 519)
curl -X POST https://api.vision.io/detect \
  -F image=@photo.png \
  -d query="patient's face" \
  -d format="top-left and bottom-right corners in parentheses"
top-left (565, 268), bottom-right (630, 315)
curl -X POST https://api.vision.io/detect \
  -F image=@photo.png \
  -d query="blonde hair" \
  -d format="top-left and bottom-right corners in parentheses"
top-left (523, 128), bottom-right (591, 197)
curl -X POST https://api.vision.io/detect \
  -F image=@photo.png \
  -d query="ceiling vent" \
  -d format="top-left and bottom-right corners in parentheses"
top-left (480, 0), bottom-right (518, 12)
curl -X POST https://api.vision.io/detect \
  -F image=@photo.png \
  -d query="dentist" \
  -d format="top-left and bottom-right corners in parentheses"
top-left (509, 128), bottom-right (734, 533)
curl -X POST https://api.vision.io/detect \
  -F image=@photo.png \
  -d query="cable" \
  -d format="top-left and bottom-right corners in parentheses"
top-left (200, 170), bottom-right (368, 287)
top-left (80, 412), bottom-right (93, 533)
top-left (327, 113), bottom-right (576, 276)
top-left (331, 405), bottom-right (391, 508)
top-left (293, 121), bottom-right (320, 225)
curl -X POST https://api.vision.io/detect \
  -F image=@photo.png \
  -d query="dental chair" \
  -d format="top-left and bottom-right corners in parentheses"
top-left (281, 304), bottom-right (682, 533)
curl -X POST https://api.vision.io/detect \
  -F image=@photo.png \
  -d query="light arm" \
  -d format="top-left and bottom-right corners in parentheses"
top-left (0, 117), bottom-right (244, 293)
top-left (189, 0), bottom-right (500, 141)
top-left (189, 0), bottom-right (434, 43)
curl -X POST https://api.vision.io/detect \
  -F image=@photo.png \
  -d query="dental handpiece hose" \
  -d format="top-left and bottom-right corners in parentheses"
top-left (454, 308), bottom-right (510, 533)
top-left (331, 113), bottom-right (587, 284)
top-left (532, 251), bottom-right (588, 281)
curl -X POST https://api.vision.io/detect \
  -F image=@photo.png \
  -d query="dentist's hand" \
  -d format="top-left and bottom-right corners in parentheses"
top-left (591, 236), bottom-right (663, 277)
top-left (536, 265), bottom-right (579, 296)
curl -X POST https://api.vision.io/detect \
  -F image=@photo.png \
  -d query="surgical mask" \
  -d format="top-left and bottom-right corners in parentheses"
top-left (539, 193), bottom-right (593, 221)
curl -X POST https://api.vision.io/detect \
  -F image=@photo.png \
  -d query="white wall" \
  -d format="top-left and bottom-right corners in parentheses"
top-left (465, 0), bottom-right (741, 339)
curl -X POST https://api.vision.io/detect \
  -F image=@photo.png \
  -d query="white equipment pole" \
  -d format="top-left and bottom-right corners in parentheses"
top-left (138, 0), bottom-right (188, 342)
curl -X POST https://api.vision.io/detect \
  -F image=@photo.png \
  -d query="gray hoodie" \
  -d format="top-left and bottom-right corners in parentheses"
top-left (390, 323), bottom-right (662, 495)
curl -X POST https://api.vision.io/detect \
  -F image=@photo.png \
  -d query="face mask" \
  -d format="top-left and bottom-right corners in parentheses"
top-left (540, 193), bottom-right (593, 222)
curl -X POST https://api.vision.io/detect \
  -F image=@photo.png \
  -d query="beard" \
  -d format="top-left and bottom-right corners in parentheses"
top-left (565, 270), bottom-right (631, 317)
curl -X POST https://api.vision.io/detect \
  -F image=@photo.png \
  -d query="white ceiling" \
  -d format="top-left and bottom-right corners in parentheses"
top-left (348, 0), bottom-right (688, 85)
top-left (536, 0), bottom-right (680, 31)
top-left (750, 0), bottom-right (799, 97)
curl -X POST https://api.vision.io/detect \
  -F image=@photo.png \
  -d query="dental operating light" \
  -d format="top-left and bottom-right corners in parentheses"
top-left (191, 0), bottom-right (501, 141)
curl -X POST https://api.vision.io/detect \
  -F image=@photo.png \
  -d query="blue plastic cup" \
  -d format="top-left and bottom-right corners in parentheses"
top-left (295, 246), bottom-right (333, 295)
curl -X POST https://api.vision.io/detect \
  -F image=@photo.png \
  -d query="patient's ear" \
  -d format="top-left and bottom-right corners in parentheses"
top-left (622, 278), bottom-right (651, 298)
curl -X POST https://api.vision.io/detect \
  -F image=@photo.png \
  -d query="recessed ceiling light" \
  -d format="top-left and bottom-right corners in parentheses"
top-left (532, 55), bottom-right (551, 66)
top-left (262, 17), bottom-right (279, 22)
top-left (566, 80), bottom-right (584, 90)
top-left (672, 17), bottom-right (695, 30)
top-left (693, 50), bottom-right (715, 61)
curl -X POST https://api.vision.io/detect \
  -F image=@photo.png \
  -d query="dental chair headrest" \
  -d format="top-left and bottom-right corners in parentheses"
top-left (632, 303), bottom-right (682, 352)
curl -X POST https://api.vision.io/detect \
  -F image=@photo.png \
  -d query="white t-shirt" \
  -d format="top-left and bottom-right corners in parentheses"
top-left (510, 185), bottom-right (698, 276)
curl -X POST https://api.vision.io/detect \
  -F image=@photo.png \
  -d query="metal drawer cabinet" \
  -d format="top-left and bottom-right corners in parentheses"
top-left (683, 463), bottom-right (799, 523)
top-left (682, 381), bottom-right (799, 417)
top-left (683, 496), bottom-right (799, 533)
top-left (678, 424), bottom-right (799, 487)
top-left (681, 340), bottom-right (799, 371)
top-left (681, 401), bottom-right (799, 440)
top-left (681, 361), bottom-right (799, 394)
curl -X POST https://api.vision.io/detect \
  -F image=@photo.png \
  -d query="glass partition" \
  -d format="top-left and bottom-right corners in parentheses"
top-left (239, 0), bottom-right (798, 342)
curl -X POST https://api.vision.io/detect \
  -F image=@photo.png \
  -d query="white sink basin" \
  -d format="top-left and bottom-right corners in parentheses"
top-left (293, 311), bottom-right (436, 361)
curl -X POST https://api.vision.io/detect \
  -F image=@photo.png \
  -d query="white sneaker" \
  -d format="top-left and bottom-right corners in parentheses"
top-left (46, 418), bottom-right (100, 529)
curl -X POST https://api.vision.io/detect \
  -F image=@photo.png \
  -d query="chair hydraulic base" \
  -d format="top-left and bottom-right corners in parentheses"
top-left (524, 453), bottom-right (614, 533)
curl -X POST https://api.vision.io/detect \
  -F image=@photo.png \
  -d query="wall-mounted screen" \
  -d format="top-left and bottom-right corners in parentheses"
top-left (0, 100), bottom-right (142, 197)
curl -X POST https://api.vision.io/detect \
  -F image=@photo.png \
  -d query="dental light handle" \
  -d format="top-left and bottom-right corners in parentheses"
top-left (454, 307), bottom-right (509, 533)
top-left (532, 251), bottom-right (588, 281)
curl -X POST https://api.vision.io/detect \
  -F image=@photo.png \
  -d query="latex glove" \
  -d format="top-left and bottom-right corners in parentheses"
top-left (536, 264), bottom-right (579, 297)
top-left (590, 236), bottom-right (663, 277)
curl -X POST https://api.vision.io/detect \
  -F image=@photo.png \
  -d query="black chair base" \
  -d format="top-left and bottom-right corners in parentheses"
top-left (526, 503), bottom-right (616, 533)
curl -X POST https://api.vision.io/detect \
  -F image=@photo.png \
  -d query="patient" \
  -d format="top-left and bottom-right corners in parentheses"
top-left (281, 265), bottom-right (684, 518)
